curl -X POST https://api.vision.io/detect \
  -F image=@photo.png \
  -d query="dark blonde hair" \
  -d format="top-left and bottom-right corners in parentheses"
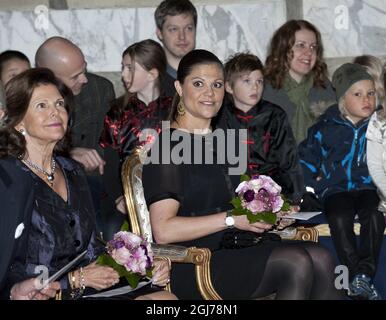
top-left (154, 0), bottom-right (197, 30)
top-left (265, 20), bottom-right (328, 89)
top-left (109, 39), bottom-right (167, 118)
top-left (0, 68), bottom-right (72, 158)
top-left (123, 39), bottom-right (166, 92)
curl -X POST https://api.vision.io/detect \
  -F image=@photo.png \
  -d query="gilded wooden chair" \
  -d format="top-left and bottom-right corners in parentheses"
top-left (122, 148), bottom-right (319, 300)
top-left (121, 148), bottom-right (221, 300)
top-left (273, 225), bottom-right (318, 242)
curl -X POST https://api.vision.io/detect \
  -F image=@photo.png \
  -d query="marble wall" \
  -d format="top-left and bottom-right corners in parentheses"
top-left (1, 0), bottom-right (386, 95)
top-left (304, 0), bottom-right (386, 58)
top-left (0, 2), bottom-right (286, 72)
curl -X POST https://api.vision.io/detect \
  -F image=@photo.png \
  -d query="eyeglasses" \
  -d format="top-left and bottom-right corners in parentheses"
top-left (293, 41), bottom-right (319, 54)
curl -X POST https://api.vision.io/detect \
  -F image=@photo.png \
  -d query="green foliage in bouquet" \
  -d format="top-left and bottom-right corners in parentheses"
top-left (230, 174), bottom-right (291, 225)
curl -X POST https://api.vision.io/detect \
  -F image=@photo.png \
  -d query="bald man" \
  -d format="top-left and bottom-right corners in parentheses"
top-left (35, 37), bottom-right (87, 95)
top-left (35, 37), bottom-right (124, 240)
top-left (36, 37), bottom-right (108, 172)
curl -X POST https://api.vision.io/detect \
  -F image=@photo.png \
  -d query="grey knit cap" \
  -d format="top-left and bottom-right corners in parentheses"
top-left (332, 63), bottom-right (373, 100)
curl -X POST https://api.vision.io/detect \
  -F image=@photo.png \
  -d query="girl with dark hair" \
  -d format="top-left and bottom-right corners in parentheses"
top-left (100, 39), bottom-right (172, 160)
top-left (264, 20), bottom-right (336, 143)
top-left (0, 68), bottom-right (175, 300)
top-left (143, 49), bottom-right (341, 300)
top-left (0, 50), bottom-right (31, 87)
top-left (0, 50), bottom-right (31, 119)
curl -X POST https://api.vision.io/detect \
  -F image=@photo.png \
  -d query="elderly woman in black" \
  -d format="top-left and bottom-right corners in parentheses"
top-left (0, 68), bottom-right (175, 300)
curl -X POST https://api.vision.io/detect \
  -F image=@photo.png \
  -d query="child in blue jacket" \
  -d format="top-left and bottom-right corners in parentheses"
top-left (299, 63), bottom-right (385, 300)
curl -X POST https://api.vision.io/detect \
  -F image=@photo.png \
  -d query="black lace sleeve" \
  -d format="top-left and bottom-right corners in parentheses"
top-left (142, 134), bottom-right (184, 207)
top-left (143, 162), bottom-right (184, 207)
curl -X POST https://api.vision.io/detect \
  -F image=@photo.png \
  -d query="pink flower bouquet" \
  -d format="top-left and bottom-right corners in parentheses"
top-left (230, 174), bottom-right (291, 224)
top-left (97, 231), bottom-right (153, 288)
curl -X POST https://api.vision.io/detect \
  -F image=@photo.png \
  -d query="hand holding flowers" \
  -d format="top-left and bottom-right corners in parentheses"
top-left (97, 230), bottom-right (154, 289)
top-left (80, 261), bottom-right (120, 290)
top-left (151, 259), bottom-right (171, 287)
top-left (230, 174), bottom-right (291, 225)
top-left (275, 205), bottom-right (299, 230)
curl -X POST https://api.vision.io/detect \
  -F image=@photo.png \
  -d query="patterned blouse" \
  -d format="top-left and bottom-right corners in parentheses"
top-left (99, 95), bottom-right (172, 160)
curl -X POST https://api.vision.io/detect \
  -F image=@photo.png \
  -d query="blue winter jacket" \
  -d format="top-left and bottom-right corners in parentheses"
top-left (298, 104), bottom-right (376, 201)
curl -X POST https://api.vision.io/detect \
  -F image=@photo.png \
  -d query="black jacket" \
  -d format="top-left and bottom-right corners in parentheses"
top-left (214, 98), bottom-right (304, 203)
top-left (299, 105), bottom-right (375, 200)
top-left (1, 156), bottom-right (100, 299)
top-left (0, 156), bottom-right (34, 295)
top-left (71, 73), bottom-right (115, 157)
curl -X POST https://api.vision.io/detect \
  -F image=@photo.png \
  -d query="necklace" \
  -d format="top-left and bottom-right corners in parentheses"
top-left (22, 157), bottom-right (56, 187)
top-left (172, 122), bottom-right (212, 134)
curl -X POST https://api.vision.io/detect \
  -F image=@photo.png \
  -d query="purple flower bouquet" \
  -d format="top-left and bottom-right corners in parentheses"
top-left (97, 231), bottom-right (154, 288)
top-left (230, 174), bottom-right (291, 224)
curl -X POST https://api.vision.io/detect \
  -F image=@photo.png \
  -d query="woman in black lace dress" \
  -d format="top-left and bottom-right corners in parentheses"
top-left (142, 49), bottom-right (341, 300)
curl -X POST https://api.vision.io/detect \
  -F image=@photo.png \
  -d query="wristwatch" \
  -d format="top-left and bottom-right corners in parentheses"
top-left (225, 210), bottom-right (235, 228)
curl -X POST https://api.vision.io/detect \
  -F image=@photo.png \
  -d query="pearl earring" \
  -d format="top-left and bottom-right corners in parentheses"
top-left (19, 128), bottom-right (26, 136)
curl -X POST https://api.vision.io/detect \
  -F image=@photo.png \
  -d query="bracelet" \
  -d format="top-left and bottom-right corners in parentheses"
top-left (9, 285), bottom-right (16, 300)
top-left (70, 268), bottom-right (85, 299)
top-left (68, 271), bottom-right (76, 290)
top-left (79, 267), bottom-right (86, 292)
top-left (55, 289), bottom-right (62, 300)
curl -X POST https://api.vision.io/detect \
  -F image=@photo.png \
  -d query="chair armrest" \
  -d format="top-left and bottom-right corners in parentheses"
top-left (293, 226), bottom-right (319, 242)
top-left (270, 227), bottom-right (297, 239)
top-left (272, 226), bottom-right (319, 242)
top-left (152, 243), bottom-right (190, 261)
top-left (151, 243), bottom-right (221, 300)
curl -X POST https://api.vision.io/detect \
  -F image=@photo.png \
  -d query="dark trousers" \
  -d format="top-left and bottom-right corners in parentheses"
top-left (324, 190), bottom-right (385, 280)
